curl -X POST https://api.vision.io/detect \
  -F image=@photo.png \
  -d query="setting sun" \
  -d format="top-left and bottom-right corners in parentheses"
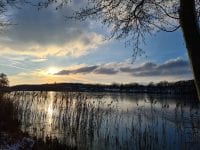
top-left (47, 67), bottom-right (59, 75)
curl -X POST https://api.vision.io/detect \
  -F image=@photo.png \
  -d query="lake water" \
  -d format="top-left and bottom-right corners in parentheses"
top-left (1, 91), bottom-right (200, 149)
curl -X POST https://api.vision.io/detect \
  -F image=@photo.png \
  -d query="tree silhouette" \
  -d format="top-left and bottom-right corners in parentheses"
top-left (0, 73), bottom-right (9, 88)
top-left (0, 0), bottom-right (21, 30)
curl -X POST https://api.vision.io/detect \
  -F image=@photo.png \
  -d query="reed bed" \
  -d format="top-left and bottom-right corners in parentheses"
top-left (2, 91), bottom-right (200, 150)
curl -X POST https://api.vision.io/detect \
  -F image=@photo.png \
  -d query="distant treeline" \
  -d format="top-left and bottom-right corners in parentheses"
top-left (2, 80), bottom-right (197, 96)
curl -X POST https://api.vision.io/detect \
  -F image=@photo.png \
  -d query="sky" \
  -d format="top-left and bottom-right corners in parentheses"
top-left (0, 1), bottom-right (193, 85)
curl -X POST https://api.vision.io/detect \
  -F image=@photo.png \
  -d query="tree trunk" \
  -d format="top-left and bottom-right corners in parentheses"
top-left (179, 0), bottom-right (200, 100)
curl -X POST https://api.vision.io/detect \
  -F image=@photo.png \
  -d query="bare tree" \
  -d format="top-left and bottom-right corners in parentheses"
top-left (0, 0), bottom-right (19, 30)
top-left (39, 0), bottom-right (200, 100)
top-left (0, 73), bottom-right (9, 88)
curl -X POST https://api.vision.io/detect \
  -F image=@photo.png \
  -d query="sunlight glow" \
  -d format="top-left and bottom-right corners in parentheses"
top-left (47, 67), bottom-right (59, 75)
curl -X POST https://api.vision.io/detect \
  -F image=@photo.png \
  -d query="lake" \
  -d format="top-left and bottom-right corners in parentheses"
top-left (1, 91), bottom-right (200, 149)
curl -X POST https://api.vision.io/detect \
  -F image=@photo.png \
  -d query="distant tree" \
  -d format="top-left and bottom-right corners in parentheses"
top-left (0, 73), bottom-right (9, 88)
top-left (157, 81), bottom-right (169, 87)
top-left (148, 82), bottom-right (155, 87)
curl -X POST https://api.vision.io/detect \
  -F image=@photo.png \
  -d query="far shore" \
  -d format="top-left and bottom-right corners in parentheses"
top-left (0, 80), bottom-right (197, 96)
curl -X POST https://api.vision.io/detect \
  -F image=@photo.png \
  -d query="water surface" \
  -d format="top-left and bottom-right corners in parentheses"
top-left (2, 92), bottom-right (200, 150)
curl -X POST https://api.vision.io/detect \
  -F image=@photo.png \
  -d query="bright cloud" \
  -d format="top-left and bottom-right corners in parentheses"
top-left (0, 28), bottom-right (104, 57)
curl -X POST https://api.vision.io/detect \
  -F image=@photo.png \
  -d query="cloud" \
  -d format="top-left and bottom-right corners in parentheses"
top-left (120, 58), bottom-right (192, 76)
top-left (0, 3), bottom-right (104, 58)
top-left (94, 67), bottom-right (118, 75)
top-left (30, 58), bottom-right (48, 62)
top-left (56, 64), bottom-right (118, 75)
top-left (120, 62), bottom-right (157, 73)
top-left (57, 65), bottom-right (98, 75)
top-left (55, 58), bottom-right (192, 77)
top-left (0, 28), bottom-right (104, 57)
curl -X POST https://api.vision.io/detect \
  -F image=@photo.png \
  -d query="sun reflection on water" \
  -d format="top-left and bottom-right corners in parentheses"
top-left (46, 92), bottom-right (54, 134)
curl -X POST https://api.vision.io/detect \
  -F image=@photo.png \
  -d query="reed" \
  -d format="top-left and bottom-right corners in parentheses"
top-left (2, 91), bottom-right (200, 150)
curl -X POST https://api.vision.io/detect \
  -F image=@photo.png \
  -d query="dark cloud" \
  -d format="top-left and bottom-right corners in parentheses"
top-left (55, 70), bottom-right (74, 75)
top-left (94, 68), bottom-right (118, 75)
top-left (120, 58), bottom-right (192, 76)
top-left (74, 65), bottom-right (98, 74)
top-left (55, 58), bottom-right (192, 77)
top-left (8, 1), bottom-right (90, 45)
top-left (56, 65), bottom-right (98, 75)
top-left (56, 65), bottom-right (117, 75)
top-left (0, 8), bottom-right (103, 57)
top-left (158, 59), bottom-right (189, 70)
top-left (120, 62), bottom-right (157, 73)
top-left (7, 7), bottom-right (75, 45)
